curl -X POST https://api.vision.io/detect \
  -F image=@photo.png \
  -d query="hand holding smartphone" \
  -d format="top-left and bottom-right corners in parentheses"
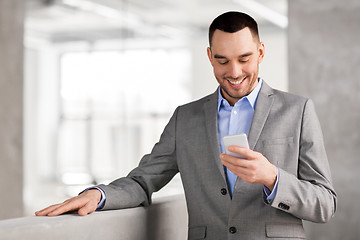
top-left (222, 133), bottom-right (250, 159)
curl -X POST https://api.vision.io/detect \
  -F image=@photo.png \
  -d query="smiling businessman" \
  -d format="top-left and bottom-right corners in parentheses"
top-left (37, 11), bottom-right (337, 240)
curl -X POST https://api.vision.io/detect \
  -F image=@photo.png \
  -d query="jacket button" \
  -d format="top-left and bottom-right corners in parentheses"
top-left (278, 202), bottom-right (290, 210)
top-left (220, 188), bottom-right (227, 195)
top-left (229, 226), bottom-right (237, 234)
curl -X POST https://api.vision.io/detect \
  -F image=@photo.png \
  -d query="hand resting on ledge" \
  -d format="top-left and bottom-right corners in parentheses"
top-left (35, 189), bottom-right (102, 216)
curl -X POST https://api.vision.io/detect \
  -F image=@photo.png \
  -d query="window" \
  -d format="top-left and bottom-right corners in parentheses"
top-left (58, 49), bottom-right (191, 184)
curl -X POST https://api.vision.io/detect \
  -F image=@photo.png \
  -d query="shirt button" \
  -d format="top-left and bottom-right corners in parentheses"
top-left (233, 110), bottom-right (237, 115)
top-left (229, 227), bottom-right (237, 234)
top-left (220, 188), bottom-right (227, 195)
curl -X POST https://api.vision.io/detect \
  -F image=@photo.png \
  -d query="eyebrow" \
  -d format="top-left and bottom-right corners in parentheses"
top-left (214, 52), bottom-right (253, 59)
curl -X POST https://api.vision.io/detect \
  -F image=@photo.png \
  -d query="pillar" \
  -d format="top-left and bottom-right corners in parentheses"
top-left (288, 0), bottom-right (360, 239)
top-left (0, 0), bottom-right (24, 219)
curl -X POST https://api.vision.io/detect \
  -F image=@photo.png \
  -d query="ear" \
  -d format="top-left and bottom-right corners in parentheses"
top-left (207, 47), bottom-right (214, 66)
top-left (257, 42), bottom-right (265, 64)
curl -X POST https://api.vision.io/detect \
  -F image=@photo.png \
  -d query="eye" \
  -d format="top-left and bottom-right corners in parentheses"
top-left (239, 59), bottom-right (249, 63)
top-left (219, 61), bottom-right (228, 65)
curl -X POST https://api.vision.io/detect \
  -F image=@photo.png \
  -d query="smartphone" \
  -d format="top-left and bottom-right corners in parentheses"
top-left (222, 133), bottom-right (250, 159)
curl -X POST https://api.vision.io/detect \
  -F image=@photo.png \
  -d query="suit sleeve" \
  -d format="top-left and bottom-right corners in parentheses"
top-left (96, 107), bottom-right (180, 210)
top-left (270, 99), bottom-right (337, 223)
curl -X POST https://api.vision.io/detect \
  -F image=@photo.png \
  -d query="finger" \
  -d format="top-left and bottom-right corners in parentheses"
top-left (47, 198), bottom-right (86, 216)
top-left (222, 159), bottom-right (249, 175)
top-left (35, 203), bottom-right (63, 216)
top-left (222, 160), bottom-right (255, 182)
top-left (228, 146), bottom-right (258, 159)
top-left (220, 153), bottom-right (249, 167)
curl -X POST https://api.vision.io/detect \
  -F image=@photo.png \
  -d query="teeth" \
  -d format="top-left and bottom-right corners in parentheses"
top-left (229, 77), bottom-right (246, 85)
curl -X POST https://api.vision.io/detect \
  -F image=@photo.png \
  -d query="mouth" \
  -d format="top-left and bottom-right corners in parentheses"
top-left (226, 76), bottom-right (247, 87)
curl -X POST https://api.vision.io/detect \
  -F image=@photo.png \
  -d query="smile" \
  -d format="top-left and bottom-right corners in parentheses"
top-left (227, 76), bottom-right (246, 86)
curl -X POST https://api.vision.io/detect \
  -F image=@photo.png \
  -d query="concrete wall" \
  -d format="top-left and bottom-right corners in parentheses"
top-left (288, 0), bottom-right (360, 239)
top-left (0, 0), bottom-right (24, 220)
top-left (0, 195), bottom-right (188, 240)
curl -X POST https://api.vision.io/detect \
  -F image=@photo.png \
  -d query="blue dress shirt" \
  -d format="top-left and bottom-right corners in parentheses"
top-left (217, 78), bottom-right (278, 201)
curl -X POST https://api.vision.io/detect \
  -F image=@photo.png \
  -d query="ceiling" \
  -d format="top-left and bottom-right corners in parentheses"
top-left (25, 0), bottom-right (287, 44)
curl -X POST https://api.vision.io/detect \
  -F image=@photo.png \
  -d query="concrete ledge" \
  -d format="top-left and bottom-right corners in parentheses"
top-left (0, 194), bottom-right (188, 240)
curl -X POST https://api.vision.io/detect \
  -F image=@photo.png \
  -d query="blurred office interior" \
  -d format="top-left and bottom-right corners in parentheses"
top-left (23, 0), bottom-right (288, 214)
top-left (0, 0), bottom-right (359, 239)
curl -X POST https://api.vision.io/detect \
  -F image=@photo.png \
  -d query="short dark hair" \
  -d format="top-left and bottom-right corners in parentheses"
top-left (208, 11), bottom-right (259, 46)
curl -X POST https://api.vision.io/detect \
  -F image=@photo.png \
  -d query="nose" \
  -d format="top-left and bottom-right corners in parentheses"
top-left (228, 62), bottom-right (242, 79)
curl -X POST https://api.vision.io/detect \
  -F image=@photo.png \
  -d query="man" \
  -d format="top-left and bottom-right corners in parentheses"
top-left (36, 11), bottom-right (337, 239)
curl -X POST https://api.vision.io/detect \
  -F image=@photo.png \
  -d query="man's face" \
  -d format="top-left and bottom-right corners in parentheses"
top-left (207, 28), bottom-right (265, 106)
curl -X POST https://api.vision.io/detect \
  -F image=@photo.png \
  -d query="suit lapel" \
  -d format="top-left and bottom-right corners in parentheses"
top-left (248, 81), bottom-right (275, 150)
top-left (203, 90), bottom-right (226, 180)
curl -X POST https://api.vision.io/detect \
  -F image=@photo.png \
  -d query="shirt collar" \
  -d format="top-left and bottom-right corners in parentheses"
top-left (217, 78), bottom-right (263, 112)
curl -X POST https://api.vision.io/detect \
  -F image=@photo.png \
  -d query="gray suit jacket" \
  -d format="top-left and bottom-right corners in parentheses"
top-left (98, 81), bottom-right (337, 239)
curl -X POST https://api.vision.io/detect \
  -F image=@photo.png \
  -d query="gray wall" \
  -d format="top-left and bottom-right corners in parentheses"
top-left (0, 0), bottom-right (24, 220)
top-left (288, 0), bottom-right (360, 239)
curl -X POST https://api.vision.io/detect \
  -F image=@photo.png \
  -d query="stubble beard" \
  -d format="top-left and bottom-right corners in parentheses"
top-left (218, 75), bottom-right (258, 101)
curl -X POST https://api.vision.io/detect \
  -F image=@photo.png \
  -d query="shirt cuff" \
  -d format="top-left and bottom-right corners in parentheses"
top-left (263, 168), bottom-right (279, 203)
top-left (82, 186), bottom-right (106, 210)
